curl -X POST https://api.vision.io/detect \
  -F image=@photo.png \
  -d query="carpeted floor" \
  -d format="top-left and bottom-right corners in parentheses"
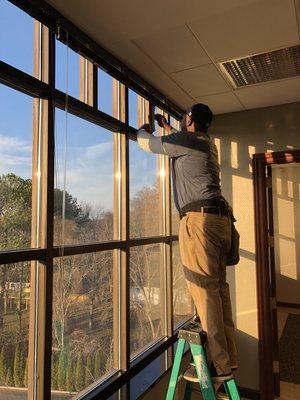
top-left (279, 313), bottom-right (300, 385)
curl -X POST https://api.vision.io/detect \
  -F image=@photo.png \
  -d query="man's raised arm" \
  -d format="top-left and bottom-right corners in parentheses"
top-left (136, 115), bottom-right (177, 155)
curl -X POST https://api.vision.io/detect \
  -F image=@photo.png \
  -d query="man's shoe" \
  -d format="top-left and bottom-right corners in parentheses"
top-left (210, 362), bottom-right (233, 382)
top-left (184, 364), bottom-right (234, 384)
top-left (212, 372), bottom-right (234, 382)
top-left (183, 366), bottom-right (198, 382)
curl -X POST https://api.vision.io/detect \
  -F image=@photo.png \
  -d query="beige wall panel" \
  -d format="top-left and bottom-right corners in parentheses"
top-left (210, 101), bottom-right (300, 391)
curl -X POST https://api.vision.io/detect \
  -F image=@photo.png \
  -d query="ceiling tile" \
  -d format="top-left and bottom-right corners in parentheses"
top-left (189, 0), bottom-right (299, 62)
top-left (235, 77), bottom-right (300, 109)
top-left (47, 0), bottom-right (258, 40)
top-left (134, 25), bottom-right (210, 73)
top-left (171, 64), bottom-right (230, 97)
top-left (196, 92), bottom-right (244, 114)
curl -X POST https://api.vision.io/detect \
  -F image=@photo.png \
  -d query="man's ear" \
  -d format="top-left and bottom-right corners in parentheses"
top-left (186, 115), bottom-right (193, 127)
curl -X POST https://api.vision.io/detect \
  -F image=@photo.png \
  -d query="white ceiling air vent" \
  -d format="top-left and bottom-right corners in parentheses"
top-left (220, 44), bottom-right (300, 88)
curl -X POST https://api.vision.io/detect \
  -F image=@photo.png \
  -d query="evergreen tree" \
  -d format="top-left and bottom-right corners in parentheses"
top-left (94, 350), bottom-right (102, 379)
top-left (85, 354), bottom-right (93, 387)
top-left (6, 367), bottom-right (13, 387)
top-left (58, 351), bottom-right (67, 390)
top-left (0, 347), bottom-right (7, 385)
top-left (51, 355), bottom-right (59, 390)
top-left (23, 358), bottom-right (28, 387)
top-left (13, 345), bottom-right (24, 388)
top-left (75, 352), bottom-right (84, 392)
top-left (66, 357), bottom-right (74, 392)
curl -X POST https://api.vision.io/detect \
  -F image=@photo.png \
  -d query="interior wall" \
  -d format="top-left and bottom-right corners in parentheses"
top-left (209, 101), bottom-right (300, 391)
top-left (272, 163), bottom-right (300, 305)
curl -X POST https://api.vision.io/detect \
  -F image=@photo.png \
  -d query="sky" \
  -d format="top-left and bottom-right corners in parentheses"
top-left (0, 0), bottom-right (159, 212)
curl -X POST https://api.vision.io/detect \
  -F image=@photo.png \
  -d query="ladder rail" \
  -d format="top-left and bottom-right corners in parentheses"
top-left (190, 342), bottom-right (217, 400)
top-left (166, 338), bottom-right (186, 400)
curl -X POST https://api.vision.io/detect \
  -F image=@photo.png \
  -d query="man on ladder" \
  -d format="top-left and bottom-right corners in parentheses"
top-left (137, 103), bottom-right (239, 397)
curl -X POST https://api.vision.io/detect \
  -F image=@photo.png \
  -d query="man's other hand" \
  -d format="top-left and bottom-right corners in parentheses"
top-left (139, 123), bottom-right (152, 134)
top-left (154, 114), bottom-right (167, 128)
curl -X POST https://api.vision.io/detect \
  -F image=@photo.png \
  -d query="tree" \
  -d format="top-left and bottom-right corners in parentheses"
top-left (54, 188), bottom-right (90, 224)
top-left (51, 355), bottom-right (59, 390)
top-left (75, 352), bottom-right (84, 392)
top-left (0, 174), bottom-right (31, 334)
top-left (85, 354), bottom-right (93, 387)
top-left (23, 358), bottom-right (28, 388)
top-left (66, 357), bottom-right (75, 392)
top-left (0, 347), bottom-right (7, 385)
top-left (0, 173), bottom-right (32, 250)
top-left (13, 345), bottom-right (24, 388)
top-left (94, 350), bottom-right (103, 380)
top-left (58, 351), bottom-right (67, 390)
top-left (6, 367), bottom-right (13, 387)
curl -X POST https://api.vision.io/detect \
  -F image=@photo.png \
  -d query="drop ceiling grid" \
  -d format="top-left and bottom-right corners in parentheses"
top-left (131, 39), bottom-right (198, 107)
top-left (46, 0), bottom-right (300, 114)
top-left (133, 21), bottom-right (245, 113)
top-left (184, 22), bottom-right (246, 111)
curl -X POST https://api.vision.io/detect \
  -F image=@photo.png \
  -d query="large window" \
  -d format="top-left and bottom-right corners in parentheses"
top-left (0, 2), bottom-right (191, 399)
top-left (0, 0), bottom-right (34, 75)
top-left (129, 142), bottom-right (163, 238)
top-left (56, 40), bottom-right (80, 99)
top-left (130, 244), bottom-right (164, 356)
top-left (98, 68), bottom-right (114, 116)
top-left (129, 95), bottom-right (164, 238)
top-left (0, 84), bottom-right (34, 251)
top-left (54, 109), bottom-right (115, 245)
top-left (51, 251), bottom-right (116, 397)
top-left (0, 262), bottom-right (30, 397)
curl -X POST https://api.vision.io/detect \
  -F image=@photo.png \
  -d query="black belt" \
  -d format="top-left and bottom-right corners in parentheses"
top-left (179, 206), bottom-right (229, 219)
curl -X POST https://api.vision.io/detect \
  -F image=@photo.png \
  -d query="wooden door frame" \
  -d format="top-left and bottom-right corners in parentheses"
top-left (253, 150), bottom-right (300, 400)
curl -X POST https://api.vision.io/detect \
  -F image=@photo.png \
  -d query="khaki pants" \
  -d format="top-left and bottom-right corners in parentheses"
top-left (179, 211), bottom-right (237, 375)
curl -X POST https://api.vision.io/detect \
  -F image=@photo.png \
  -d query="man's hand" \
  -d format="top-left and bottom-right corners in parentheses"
top-left (155, 114), bottom-right (173, 133)
top-left (155, 114), bottom-right (168, 128)
top-left (139, 123), bottom-right (152, 134)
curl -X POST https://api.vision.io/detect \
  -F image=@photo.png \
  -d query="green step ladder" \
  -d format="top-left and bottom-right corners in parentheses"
top-left (166, 321), bottom-right (241, 400)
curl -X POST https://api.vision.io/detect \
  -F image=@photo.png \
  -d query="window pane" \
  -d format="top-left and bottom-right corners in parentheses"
top-left (51, 251), bottom-right (116, 397)
top-left (129, 141), bottom-right (163, 237)
top-left (98, 68), bottom-right (114, 116)
top-left (54, 109), bottom-right (115, 245)
top-left (130, 244), bottom-right (164, 356)
top-left (153, 107), bottom-right (166, 133)
top-left (56, 40), bottom-right (80, 99)
top-left (172, 243), bottom-right (194, 327)
top-left (0, 84), bottom-right (34, 251)
top-left (129, 101), bottom-right (164, 238)
top-left (128, 89), bottom-right (138, 129)
top-left (0, 0), bottom-right (34, 76)
top-left (0, 261), bottom-right (30, 398)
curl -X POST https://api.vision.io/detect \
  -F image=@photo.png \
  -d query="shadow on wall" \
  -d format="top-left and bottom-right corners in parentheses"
top-left (209, 101), bottom-right (300, 390)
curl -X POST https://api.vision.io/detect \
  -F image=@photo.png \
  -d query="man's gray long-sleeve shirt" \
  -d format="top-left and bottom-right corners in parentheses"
top-left (137, 128), bottom-right (221, 211)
